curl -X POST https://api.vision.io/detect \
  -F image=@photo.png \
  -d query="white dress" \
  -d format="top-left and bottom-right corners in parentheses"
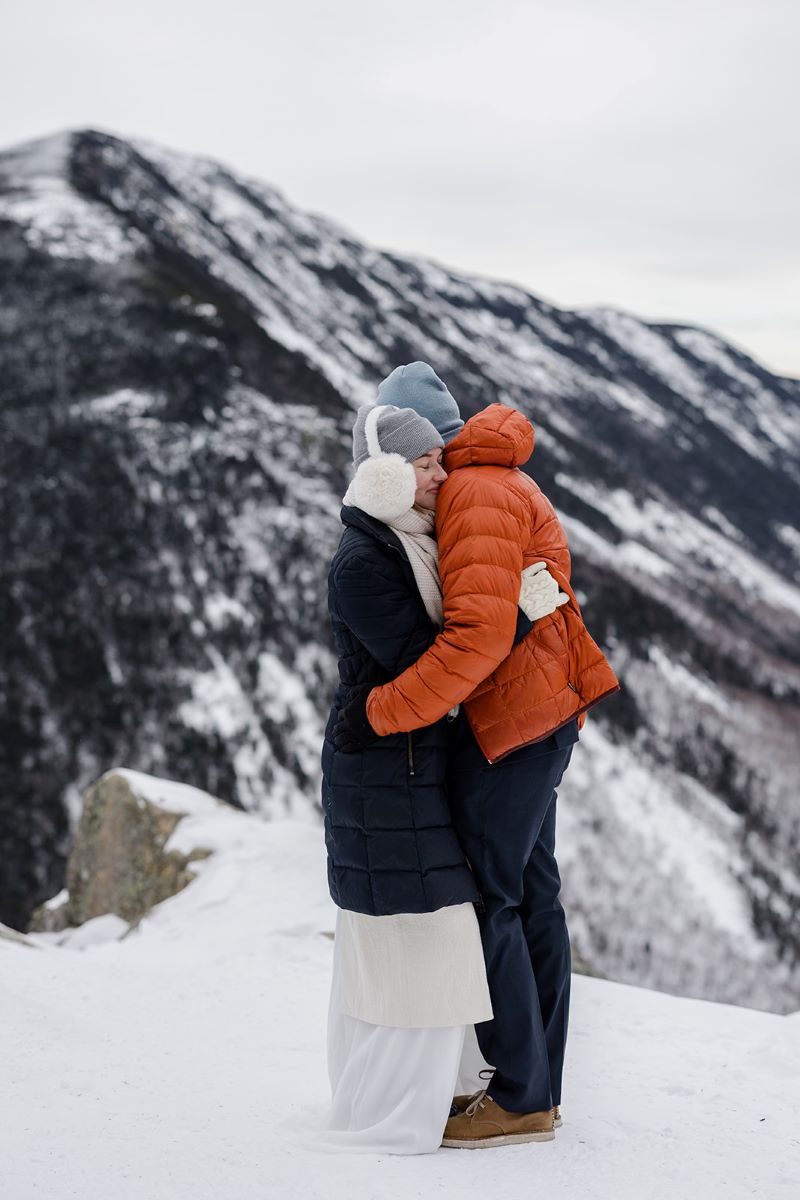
top-left (315, 904), bottom-right (493, 1155)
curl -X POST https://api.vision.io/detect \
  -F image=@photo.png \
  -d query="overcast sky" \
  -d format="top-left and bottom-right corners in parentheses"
top-left (3, 0), bottom-right (798, 375)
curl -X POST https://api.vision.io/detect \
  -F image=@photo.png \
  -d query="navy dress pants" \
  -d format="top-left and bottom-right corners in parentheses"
top-left (448, 711), bottom-right (578, 1114)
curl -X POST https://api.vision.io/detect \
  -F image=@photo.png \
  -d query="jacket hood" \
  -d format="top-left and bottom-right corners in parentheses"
top-left (443, 403), bottom-right (534, 470)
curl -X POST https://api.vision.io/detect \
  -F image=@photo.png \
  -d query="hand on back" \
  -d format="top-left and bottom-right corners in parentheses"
top-left (519, 562), bottom-right (569, 622)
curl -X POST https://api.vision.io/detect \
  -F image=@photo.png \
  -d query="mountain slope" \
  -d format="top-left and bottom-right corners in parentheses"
top-left (1, 128), bottom-right (798, 1010)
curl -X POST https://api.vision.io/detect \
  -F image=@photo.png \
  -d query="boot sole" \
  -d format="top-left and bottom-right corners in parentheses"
top-left (442, 1129), bottom-right (555, 1148)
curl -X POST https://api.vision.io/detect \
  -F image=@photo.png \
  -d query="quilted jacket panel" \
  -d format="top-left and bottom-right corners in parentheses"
top-left (321, 505), bottom-right (480, 914)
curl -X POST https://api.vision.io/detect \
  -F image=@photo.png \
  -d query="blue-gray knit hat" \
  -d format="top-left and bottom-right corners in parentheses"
top-left (376, 362), bottom-right (463, 444)
top-left (352, 403), bottom-right (443, 468)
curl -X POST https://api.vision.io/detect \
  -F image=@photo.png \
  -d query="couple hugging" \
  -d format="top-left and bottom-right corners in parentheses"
top-left (318, 361), bottom-right (618, 1153)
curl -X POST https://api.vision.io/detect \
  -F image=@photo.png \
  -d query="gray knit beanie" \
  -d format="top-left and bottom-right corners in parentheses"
top-left (376, 361), bottom-right (463, 444)
top-left (352, 403), bottom-right (443, 468)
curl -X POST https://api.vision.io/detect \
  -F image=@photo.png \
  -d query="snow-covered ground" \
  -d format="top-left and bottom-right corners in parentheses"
top-left (2, 778), bottom-right (798, 1200)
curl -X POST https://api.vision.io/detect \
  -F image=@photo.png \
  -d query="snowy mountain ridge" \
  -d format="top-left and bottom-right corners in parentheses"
top-left (1, 127), bottom-right (798, 1012)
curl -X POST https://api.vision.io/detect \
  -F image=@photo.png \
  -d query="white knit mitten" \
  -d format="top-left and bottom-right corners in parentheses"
top-left (519, 561), bottom-right (570, 621)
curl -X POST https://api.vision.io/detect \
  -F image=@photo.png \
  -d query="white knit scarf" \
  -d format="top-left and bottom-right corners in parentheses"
top-left (385, 506), bottom-right (444, 629)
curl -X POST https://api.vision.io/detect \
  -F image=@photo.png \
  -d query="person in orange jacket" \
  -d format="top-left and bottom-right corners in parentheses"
top-left (334, 362), bottom-right (619, 1149)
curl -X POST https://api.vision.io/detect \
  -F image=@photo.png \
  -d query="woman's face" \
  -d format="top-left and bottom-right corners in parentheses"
top-left (411, 447), bottom-right (448, 510)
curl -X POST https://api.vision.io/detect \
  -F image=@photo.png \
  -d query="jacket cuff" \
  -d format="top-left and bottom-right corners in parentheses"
top-left (365, 687), bottom-right (388, 736)
top-left (512, 606), bottom-right (533, 647)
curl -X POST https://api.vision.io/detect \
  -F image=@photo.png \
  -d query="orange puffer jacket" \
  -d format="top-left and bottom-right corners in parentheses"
top-left (365, 403), bottom-right (620, 763)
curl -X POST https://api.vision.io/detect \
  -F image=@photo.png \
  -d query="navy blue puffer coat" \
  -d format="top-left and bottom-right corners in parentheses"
top-left (321, 505), bottom-right (480, 916)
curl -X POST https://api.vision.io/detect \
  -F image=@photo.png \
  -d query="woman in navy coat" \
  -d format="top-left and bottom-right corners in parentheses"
top-left (321, 499), bottom-right (481, 916)
top-left (318, 401), bottom-right (493, 1153)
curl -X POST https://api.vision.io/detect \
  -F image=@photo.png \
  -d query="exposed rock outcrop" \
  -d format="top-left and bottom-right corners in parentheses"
top-left (29, 769), bottom-right (216, 933)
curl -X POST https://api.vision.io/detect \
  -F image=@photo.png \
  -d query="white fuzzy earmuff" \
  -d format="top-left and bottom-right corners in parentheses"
top-left (347, 407), bottom-right (417, 521)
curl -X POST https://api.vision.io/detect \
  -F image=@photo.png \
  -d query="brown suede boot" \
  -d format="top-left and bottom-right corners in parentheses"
top-left (454, 1098), bottom-right (562, 1127)
top-left (442, 1090), bottom-right (555, 1148)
